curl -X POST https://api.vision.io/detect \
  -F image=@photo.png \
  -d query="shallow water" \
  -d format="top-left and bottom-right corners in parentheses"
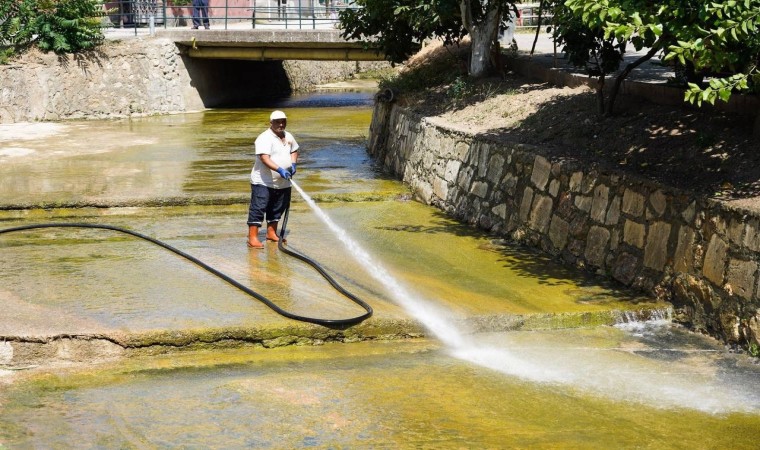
top-left (1, 92), bottom-right (759, 447)
top-left (2, 333), bottom-right (760, 448)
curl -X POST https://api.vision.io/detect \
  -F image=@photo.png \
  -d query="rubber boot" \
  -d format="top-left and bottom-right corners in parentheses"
top-left (266, 222), bottom-right (280, 242)
top-left (247, 225), bottom-right (264, 249)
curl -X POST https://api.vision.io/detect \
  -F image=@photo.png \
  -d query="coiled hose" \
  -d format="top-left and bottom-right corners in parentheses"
top-left (0, 214), bottom-right (373, 327)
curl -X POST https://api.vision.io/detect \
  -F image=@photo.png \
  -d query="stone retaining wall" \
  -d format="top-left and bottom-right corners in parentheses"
top-left (368, 101), bottom-right (760, 353)
top-left (0, 38), bottom-right (387, 123)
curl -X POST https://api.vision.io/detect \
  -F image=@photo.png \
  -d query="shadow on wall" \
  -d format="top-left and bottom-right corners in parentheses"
top-left (180, 54), bottom-right (293, 107)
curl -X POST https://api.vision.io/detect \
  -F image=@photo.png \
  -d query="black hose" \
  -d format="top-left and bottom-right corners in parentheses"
top-left (0, 221), bottom-right (373, 328)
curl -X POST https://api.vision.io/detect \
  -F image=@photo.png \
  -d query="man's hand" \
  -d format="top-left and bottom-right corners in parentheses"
top-left (276, 167), bottom-right (292, 180)
top-left (290, 163), bottom-right (297, 176)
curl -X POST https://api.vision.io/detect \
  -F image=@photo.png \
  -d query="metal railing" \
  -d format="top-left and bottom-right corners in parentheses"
top-left (102, 0), bottom-right (359, 36)
top-left (100, 1), bottom-right (549, 37)
top-left (514, 3), bottom-right (550, 29)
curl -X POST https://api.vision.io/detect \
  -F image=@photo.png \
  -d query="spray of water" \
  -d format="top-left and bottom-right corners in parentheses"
top-left (291, 181), bottom-right (466, 348)
top-left (291, 181), bottom-right (760, 414)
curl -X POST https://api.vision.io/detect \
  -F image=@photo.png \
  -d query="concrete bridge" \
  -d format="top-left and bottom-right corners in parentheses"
top-left (155, 29), bottom-right (384, 61)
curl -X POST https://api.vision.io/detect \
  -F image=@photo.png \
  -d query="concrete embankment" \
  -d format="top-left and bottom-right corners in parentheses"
top-left (368, 92), bottom-right (760, 354)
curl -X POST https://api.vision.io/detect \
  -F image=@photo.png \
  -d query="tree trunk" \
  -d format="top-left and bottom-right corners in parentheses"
top-left (605, 39), bottom-right (664, 116)
top-left (469, 26), bottom-right (493, 77)
top-left (596, 76), bottom-right (606, 115)
top-left (460, 0), bottom-right (501, 77)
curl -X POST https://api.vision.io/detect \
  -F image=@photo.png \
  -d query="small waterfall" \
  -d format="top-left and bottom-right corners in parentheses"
top-left (614, 307), bottom-right (674, 334)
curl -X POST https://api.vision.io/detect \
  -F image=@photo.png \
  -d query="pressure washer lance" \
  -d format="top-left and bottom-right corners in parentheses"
top-left (0, 222), bottom-right (372, 327)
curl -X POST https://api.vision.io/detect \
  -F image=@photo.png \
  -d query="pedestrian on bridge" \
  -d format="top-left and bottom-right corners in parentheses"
top-left (247, 110), bottom-right (299, 249)
top-left (191, 0), bottom-right (210, 29)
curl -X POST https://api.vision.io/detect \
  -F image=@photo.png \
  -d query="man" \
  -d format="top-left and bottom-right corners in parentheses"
top-left (247, 110), bottom-right (299, 249)
top-left (191, 0), bottom-right (210, 29)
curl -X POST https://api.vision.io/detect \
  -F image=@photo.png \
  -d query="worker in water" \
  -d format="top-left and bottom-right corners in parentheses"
top-left (247, 110), bottom-right (299, 249)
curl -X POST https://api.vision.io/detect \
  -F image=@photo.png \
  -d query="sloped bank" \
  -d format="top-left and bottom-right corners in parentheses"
top-left (368, 100), bottom-right (760, 354)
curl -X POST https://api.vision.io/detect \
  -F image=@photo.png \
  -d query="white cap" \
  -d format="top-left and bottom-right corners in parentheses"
top-left (270, 110), bottom-right (287, 121)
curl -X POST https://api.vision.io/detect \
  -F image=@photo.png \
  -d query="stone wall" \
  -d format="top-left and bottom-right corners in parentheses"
top-left (0, 38), bottom-right (388, 123)
top-left (368, 101), bottom-right (760, 353)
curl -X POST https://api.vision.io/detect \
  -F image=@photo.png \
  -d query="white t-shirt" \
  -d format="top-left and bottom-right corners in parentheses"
top-left (250, 128), bottom-right (299, 189)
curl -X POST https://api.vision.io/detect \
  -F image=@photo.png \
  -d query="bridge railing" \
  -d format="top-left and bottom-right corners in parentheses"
top-left (102, 0), bottom-right (359, 35)
top-left (101, 1), bottom-right (551, 37)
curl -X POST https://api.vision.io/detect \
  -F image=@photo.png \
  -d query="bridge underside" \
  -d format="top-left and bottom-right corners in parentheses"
top-left (183, 45), bottom-right (384, 61)
top-left (158, 29), bottom-right (384, 61)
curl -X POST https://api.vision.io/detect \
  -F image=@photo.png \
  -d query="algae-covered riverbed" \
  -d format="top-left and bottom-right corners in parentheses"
top-left (1, 93), bottom-right (759, 448)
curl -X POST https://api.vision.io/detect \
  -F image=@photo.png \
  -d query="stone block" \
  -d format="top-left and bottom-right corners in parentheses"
top-left (742, 219), bottom-right (760, 252)
top-left (727, 217), bottom-right (744, 244)
top-left (548, 179), bottom-right (560, 197)
top-left (585, 226), bottom-right (610, 267)
top-left (590, 184), bottom-right (610, 223)
top-left (605, 195), bottom-right (621, 225)
top-left (747, 312), bottom-right (760, 347)
top-left (433, 176), bottom-right (449, 201)
top-left (574, 195), bottom-right (592, 213)
top-left (649, 189), bottom-right (667, 217)
top-left (623, 220), bottom-right (646, 249)
top-left (477, 144), bottom-right (490, 178)
top-left (622, 189), bottom-right (645, 217)
top-left (444, 160), bottom-right (461, 183)
top-left (726, 259), bottom-right (757, 300)
top-left (610, 229), bottom-right (620, 251)
top-left (487, 154), bottom-right (505, 184)
top-left (457, 166), bottom-right (475, 190)
top-left (531, 155), bottom-right (552, 191)
top-left (470, 181), bottom-right (489, 199)
top-left (612, 252), bottom-right (639, 285)
top-left (529, 194), bottom-right (554, 233)
top-left (520, 187), bottom-right (534, 223)
top-left (454, 141), bottom-right (470, 161)
top-left (492, 204), bottom-right (507, 220)
top-left (414, 181), bottom-right (434, 204)
top-left (549, 215), bottom-right (570, 250)
top-left (673, 226), bottom-right (696, 273)
top-left (644, 221), bottom-right (671, 270)
top-left (703, 234), bottom-right (729, 285)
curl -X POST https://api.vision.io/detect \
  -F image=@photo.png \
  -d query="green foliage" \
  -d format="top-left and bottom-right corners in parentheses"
top-left (340, 0), bottom-right (516, 77)
top-left (339, 0), bottom-right (465, 64)
top-left (551, 0), bottom-right (759, 111)
top-left (0, 0), bottom-right (105, 60)
top-left (664, 0), bottom-right (760, 106)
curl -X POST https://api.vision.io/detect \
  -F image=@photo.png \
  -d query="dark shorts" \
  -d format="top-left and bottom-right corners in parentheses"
top-left (247, 184), bottom-right (291, 226)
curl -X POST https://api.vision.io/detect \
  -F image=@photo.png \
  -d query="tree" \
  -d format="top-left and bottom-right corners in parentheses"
top-left (550, 0), bottom-right (670, 115)
top-left (0, 0), bottom-right (105, 62)
top-left (340, 0), bottom-right (515, 77)
top-left (550, 0), bottom-right (759, 115)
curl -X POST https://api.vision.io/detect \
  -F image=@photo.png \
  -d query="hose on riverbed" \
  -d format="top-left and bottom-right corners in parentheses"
top-left (0, 216), bottom-right (373, 327)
